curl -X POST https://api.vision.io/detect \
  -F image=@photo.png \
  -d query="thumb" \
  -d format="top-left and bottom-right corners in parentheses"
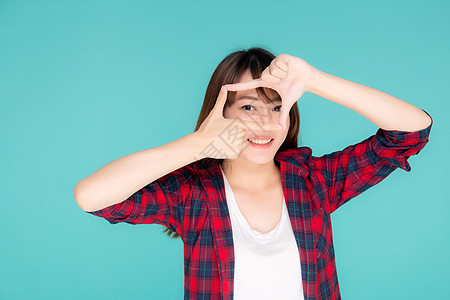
top-left (224, 78), bottom-right (271, 91)
top-left (212, 85), bottom-right (228, 118)
top-left (279, 105), bottom-right (290, 131)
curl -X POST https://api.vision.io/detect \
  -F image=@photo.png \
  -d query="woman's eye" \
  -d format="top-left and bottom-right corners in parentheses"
top-left (273, 105), bottom-right (282, 112)
top-left (241, 105), bottom-right (282, 112)
top-left (241, 105), bottom-right (255, 111)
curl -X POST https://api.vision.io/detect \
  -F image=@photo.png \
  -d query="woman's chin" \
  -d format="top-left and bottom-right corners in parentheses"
top-left (241, 150), bottom-right (276, 164)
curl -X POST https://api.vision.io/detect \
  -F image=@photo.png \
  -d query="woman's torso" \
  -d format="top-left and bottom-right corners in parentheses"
top-left (219, 164), bottom-right (304, 299)
top-left (229, 179), bottom-right (284, 234)
top-left (219, 163), bottom-right (285, 234)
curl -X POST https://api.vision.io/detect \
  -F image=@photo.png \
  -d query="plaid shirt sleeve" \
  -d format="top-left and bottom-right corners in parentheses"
top-left (85, 163), bottom-right (197, 233)
top-left (310, 109), bottom-right (433, 214)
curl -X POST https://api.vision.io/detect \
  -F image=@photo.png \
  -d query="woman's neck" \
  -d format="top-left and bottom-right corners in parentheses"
top-left (220, 159), bottom-right (280, 190)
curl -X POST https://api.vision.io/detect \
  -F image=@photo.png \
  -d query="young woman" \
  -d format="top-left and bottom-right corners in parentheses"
top-left (75, 47), bottom-right (433, 300)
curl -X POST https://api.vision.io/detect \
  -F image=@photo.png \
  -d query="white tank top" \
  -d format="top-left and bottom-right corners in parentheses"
top-left (220, 165), bottom-right (304, 300)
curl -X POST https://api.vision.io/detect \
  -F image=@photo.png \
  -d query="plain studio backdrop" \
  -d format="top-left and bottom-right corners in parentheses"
top-left (1, 0), bottom-right (448, 299)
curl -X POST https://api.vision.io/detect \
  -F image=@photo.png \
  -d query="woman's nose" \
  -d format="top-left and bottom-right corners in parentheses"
top-left (252, 107), bottom-right (277, 123)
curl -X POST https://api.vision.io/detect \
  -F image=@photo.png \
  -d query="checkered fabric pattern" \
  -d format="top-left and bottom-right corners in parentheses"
top-left (87, 110), bottom-right (432, 300)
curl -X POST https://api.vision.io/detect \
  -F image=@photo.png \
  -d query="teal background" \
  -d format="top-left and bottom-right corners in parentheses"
top-left (1, 0), bottom-right (448, 299)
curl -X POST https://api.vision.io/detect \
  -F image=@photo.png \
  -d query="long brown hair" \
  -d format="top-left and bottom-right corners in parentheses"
top-left (162, 47), bottom-right (301, 239)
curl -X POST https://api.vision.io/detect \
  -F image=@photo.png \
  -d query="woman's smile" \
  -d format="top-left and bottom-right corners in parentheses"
top-left (247, 138), bottom-right (275, 148)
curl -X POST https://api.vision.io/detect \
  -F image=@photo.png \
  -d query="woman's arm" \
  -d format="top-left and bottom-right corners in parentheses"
top-left (308, 70), bottom-right (432, 132)
top-left (74, 132), bottom-right (207, 212)
top-left (224, 53), bottom-right (431, 132)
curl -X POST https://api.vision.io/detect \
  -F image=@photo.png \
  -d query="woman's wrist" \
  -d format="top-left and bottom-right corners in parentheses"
top-left (306, 68), bottom-right (326, 94)
top-left (188, 131), bottom-right (210, 161)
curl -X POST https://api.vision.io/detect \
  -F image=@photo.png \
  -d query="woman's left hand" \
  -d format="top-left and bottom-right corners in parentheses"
top-left (224, 53), bottom-right (319, 131)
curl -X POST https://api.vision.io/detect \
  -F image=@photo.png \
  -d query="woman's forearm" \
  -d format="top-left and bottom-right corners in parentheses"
top-left (74, 132), bottom-right (207, 212)
top-left (308, 70), bottom-right (432, 131)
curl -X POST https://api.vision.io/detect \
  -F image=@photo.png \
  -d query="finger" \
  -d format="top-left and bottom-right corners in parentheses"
top-left (239, 119), bottom-right (283, 132)
top-left (277, 54), bottom-right (290, 71)
top-left (212, 85), bottom-right (228, 118)
top-left (269, 63), bottom-right (287, 79)
top-left (275, 60), bottom-right (288, 72)
top-left (279, 105), bottom-right (290, 131)
top-left (261, 71), bottom-right (282, 84)
top-left (224, 79), bottom-right (269, 91)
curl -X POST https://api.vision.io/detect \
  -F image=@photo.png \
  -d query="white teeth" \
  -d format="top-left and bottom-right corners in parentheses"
top-left (247, 138), bottom-right (273, 144)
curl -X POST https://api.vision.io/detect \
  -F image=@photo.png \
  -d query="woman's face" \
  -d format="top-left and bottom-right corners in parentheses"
top-left (223, 69), bottom-right (290, 164)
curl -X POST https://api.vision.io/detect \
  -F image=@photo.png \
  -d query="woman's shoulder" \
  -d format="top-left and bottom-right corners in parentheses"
top-left (275, 146), bottom-right (313, 167)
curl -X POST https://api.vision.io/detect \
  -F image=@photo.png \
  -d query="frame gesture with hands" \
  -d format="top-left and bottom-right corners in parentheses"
top-left (225, 53), bottom-right (319, 131)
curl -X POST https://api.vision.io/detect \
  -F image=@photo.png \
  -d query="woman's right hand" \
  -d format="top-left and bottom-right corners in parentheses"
top-left (195, 86), bottom-right (283, 159)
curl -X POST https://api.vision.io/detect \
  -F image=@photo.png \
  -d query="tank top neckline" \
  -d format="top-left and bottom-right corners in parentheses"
top-left (219, 165), bottom-right (286, 237)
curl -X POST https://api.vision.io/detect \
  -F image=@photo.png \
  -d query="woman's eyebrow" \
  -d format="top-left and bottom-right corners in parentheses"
top-left (237, 95), bottom-right (259, 101)
top-left (237, 96), bottom-right (282, 103)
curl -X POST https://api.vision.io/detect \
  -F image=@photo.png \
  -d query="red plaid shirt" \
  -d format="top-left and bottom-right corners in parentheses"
top-left (87, 110), bottom-right (432, 300)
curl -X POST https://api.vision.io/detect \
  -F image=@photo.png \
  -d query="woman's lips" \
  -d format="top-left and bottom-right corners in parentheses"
top-left (247, 137), bottom-right (274, 149)
top-left (247, 136), bottom-right (274, 140)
